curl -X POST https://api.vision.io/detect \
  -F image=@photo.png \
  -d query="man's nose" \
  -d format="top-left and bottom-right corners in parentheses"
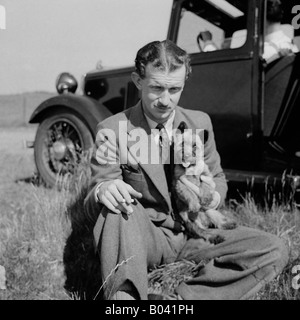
top-left (159, 90), bottom-right (170, 106)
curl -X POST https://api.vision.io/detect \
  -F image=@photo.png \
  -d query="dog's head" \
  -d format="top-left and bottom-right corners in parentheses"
top-left (174, 122), bottom-right (205, 172)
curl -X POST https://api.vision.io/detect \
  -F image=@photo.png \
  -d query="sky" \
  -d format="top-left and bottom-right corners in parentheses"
top-left (0, 0), bottom-right (173, 94)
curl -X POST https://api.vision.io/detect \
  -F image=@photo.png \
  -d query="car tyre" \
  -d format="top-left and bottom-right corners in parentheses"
top-left (34, 112), bottom-right (94, 187)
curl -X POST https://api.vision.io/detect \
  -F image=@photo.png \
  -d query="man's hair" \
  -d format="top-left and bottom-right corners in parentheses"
top-left (134, 40), bottom-right (192, 80)
top-left (266, 0), bottom-right (283, 23)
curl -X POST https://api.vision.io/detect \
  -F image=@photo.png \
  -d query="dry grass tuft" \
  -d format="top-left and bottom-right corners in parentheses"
top-left (148, 259), bottom-right (208, 296)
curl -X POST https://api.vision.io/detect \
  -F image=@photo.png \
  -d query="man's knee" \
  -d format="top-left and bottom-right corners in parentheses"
top-left (93, 201), bottom-right (153, 247)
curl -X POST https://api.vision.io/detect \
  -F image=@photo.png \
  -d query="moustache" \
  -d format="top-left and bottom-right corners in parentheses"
top-left (156, 103), bottom-right (170, 109)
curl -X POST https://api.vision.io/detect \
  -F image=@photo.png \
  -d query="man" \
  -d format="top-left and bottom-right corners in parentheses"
top-left (263, 0), bottom-right (298, 64)
top-left (84, 40), bottom-right (288, 300)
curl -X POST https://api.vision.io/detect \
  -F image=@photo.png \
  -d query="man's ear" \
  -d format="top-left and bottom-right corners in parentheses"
top-left (131, 72), bottom-right (142, 90)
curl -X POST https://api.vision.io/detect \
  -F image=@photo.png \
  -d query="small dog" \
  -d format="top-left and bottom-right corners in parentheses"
top-left (172, 122), bottom-right (236, 242)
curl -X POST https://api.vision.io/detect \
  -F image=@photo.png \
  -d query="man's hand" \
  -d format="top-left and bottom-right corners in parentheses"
top-left (96, 179), bottom-right (143, 215)
top-left (199, 175), bottom-right (220, 210)
top-left (200, 174), bottom-right (216, 190)
top-left (199, 169), bottom-right (220, 209)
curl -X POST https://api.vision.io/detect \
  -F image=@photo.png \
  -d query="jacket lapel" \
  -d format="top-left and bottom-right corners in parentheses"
top-left (126, 102), bottom-right (171, 210)
top-left (173, 107), bottom-right (188, 132)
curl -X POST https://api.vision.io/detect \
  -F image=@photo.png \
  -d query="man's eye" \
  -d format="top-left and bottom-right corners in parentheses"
top-left (151, 86), bottom-right (162, 91)
top-left (170, 87), bottom-right (181, 93)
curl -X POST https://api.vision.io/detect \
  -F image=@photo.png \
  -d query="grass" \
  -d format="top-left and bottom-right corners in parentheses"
top-left (228, 191), bottom-right (300, 300)
top-left (0, 181), bottom-right (71, 300)
top-left (0, 148), bottom-right (300, 299)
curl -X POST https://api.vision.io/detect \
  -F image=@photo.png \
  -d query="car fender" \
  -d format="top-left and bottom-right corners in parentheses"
top-left (29, 93), bottom-right (113, 137)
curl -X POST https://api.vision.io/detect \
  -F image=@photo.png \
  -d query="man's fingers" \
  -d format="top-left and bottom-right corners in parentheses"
top-left (126, 184), bottom-right (143, 200)
top-left (101, 197), bottom-right (121, 214)
top-left (101, 194), bottom-right (132, 215)
top-left (114, 183), bottom-right (132, 204)
top-left (117, 203), bottom-right (133, 215)
top-left (108, 184), bottom-right (129, 204)
top-left (116, 182), bottom-right (142, 204)
top-left (97, 179), bottom-right (141, 216)
top-left (104, 188), bottom-right (133, 215)
top-left (200, 175), bottom-right (216, 189)
top-left (104, 192), bottom-right (119, 208)
top-left (200, 175), bottom-right (212, 183)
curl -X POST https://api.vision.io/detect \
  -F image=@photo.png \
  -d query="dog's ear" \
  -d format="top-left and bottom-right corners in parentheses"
top-left (204, 130), bottom-right (208, 144)
top-left (178, 121), bottom-right (188, 133)
top-left (196, 129), bottom-right (209, 144)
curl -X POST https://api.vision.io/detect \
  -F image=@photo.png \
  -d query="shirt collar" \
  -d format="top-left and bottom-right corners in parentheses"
top-left (144, 110), bottom-right (175, 140)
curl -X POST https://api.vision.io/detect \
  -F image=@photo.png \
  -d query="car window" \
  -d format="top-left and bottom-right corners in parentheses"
top-left (176, 0), bottom-right (248, 54)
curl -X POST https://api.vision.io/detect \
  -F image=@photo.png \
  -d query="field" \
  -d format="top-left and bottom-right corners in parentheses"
top-left (0, 94), bottom-right (300, 300)
top-left (0, 125), bottom-right (71, 299)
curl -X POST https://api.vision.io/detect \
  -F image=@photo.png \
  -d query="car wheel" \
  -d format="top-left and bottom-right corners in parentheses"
top-left (34, 112), bottom-right (94, 187)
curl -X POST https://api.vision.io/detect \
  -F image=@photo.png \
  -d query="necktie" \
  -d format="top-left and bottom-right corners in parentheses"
top-left (156, 123), bottom-right (178, 220)
top-left (156, 123), bottom-right (170, 164)
top-left (156, 123), bottom-right (173, 190)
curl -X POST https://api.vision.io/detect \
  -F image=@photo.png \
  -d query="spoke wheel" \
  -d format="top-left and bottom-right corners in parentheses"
top-left (34, 112), bottom-right (93, 187)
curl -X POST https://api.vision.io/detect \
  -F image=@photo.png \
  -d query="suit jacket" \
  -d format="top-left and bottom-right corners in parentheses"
top-left (84, 101), bottom-right (228, 230)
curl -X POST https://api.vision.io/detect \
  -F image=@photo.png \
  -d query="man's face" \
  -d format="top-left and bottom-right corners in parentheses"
top-left (132, 64), bottom-right (186, 123)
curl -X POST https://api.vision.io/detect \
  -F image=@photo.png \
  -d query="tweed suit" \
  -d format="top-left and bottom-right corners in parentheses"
top-left (84, 102), bottom-right (288, 300)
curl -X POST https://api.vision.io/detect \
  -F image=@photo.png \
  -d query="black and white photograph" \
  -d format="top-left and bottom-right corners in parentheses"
top-left (0, 0), bottom-right (300, 306)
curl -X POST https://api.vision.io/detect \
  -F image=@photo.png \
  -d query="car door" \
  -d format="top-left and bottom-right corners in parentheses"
top-left (168, 0), bottom-right (263, 174)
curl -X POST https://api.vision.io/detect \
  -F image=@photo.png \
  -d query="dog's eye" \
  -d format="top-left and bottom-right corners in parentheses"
top-left (192, 144), bottom-right (197, 157)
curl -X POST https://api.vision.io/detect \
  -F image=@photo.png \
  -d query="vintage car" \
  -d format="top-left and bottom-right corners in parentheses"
top-left (28, 0), bottom-right (300, 200)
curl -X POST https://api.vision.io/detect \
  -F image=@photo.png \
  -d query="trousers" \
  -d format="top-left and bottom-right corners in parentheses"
top-left (93, 200), bottom-right (289, 300)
